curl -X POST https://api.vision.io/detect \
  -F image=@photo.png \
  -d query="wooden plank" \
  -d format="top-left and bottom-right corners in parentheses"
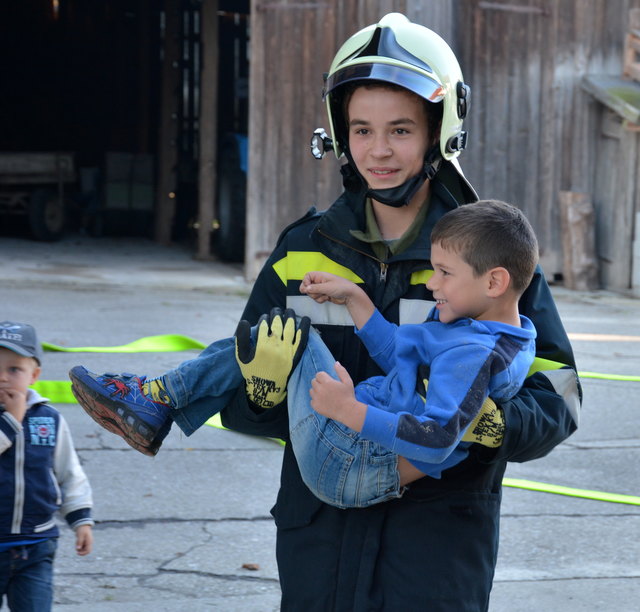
top-left (246, 0), bottom-right (268, 280)
top-left (581, 74), bottom-right (640, 125)
top-left (623, 33), bottom-right (640, 81)
top-left (0, 153), bottom-right (75, 184)
top-left (592, 109), bottom-right (636, 291)
top-left (196, 0), bottom-right (218, 261)
top-left (154, 0), bottom-right (181, 245)
top-left (558, 191), bottom-right (598, 290)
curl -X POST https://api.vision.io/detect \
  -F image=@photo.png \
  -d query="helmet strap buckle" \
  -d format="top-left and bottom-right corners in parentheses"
top-left (445, 131), bottom-right (468, 154)
top-left (310, 128), bottom-right (334, 160)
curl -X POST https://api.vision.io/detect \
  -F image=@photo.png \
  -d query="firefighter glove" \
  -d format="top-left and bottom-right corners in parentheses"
top-left (235, 307), bottom-right (311, 409)
top-left (461, 397), bottom-right (505, 447)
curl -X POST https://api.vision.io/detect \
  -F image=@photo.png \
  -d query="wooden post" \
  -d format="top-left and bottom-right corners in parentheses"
top-left (196, 0), bottom-right (218, 260)
top-left (137, 0), bottom-right (152, 154)
top-left (633, 212), bottom-right (640, 297)
top-left (558, 191), bottom-right (599, 291)
top-left (154, 0), bottom-right (181, 245)
top-left (624, 9), bottom-right (640, 90)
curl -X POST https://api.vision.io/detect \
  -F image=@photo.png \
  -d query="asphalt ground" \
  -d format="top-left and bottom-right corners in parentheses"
top-left (1, 234), bottom-right (639, 611)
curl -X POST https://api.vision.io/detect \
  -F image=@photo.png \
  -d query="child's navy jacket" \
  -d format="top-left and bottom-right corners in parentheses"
top-left (0, 389), bottom-right (93, 543)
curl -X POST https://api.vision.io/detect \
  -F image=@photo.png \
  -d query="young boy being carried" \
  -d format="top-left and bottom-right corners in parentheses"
top-left (70, 199), bottom-right (538, 508)
top-left (1, 321), bottom-right (94, 611)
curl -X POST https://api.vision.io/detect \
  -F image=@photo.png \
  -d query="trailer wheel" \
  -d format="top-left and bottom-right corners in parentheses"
top-left (28, 188), bottom-right (66, 241)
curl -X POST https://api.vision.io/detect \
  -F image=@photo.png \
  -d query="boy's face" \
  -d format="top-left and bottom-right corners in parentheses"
top-left (0, 347), bottom-right (40, 398)
top-left (427, 242), bottom-right (493, 324)
top-left (347, 86), bottom-right (431, 191)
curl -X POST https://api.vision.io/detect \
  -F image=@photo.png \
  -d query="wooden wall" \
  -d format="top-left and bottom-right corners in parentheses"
top-left (246, 0), bottom-right (640, 291)
top-left (245, 0), bottom-right (457, 280)
top-left (457, 0), bottom-right (640, 290)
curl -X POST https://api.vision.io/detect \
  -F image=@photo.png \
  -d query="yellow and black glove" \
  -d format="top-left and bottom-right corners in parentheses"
top-left (235, 307), bottom-right (310, 409)
top-left (461, 397), bottom-right (505, 448)
top-left (417, 371), bottom-right (505, 448)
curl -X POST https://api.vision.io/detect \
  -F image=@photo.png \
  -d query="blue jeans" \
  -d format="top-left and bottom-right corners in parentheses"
top-left (0, 539), bottom-right (57, 612)
top-left (288, 329), bottom-right (401, 508)
top-left (163, 336), bottom-right (241, 435)
top-left (163, 328), bottom-right (401, 509)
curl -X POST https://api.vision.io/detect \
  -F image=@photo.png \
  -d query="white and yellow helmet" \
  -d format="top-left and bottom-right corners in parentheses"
top-left (322, 12), bottom-right (469, 162)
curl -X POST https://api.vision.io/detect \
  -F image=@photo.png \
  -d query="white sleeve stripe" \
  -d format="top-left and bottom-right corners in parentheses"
top-left (539, 368), bottom-right (581, 427)
top-left (286, 296), bottom-right (434, 327)
top-left (286, 295), bottom-right (354, 326)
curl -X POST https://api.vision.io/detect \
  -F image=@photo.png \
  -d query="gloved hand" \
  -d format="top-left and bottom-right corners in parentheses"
top-left (416, 370), bottom-right (505, 448)
top-left (461, 397), bottom-right (505, 447)
top-left (235, 307), bottom-right (311, 409)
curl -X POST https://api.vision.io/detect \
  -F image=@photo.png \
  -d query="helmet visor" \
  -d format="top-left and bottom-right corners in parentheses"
top-left (324, 62), bottom-right (445, 104)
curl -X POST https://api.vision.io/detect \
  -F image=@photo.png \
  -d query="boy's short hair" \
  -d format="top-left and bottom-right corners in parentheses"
top-left (430, 199), bottom-right (539, 295)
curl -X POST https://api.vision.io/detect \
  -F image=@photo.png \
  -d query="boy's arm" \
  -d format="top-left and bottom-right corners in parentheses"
top-left (75, 524), bottom-right (93, 556)
top-left (360, 343), bottom-right (499, 464)
top-left (54, 415), bottom-right (94, 529)
top-left (311, 343), bottom-right (498, 465)
top-left (301, 270), bottom-right (403, 373)
top-left (300, 271), bottom-right (374, 329)
top-left (354, 309), bottom-right (399, 374)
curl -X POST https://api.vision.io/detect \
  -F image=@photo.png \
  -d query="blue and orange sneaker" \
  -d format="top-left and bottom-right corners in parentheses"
top-left (69, 366), bottom-right (173, 456)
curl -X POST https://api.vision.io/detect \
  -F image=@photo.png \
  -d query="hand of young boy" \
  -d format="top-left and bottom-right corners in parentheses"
top-left (75, 524), bottom-right (93, 556)
top-left (0, 386), bottom-right (28, 423)
top-left (300, 271), bottom-right (374, 328)
top-left (310, 362), bottom-right (367, 433)
top-left (299, 271), bottom-right (357, 305)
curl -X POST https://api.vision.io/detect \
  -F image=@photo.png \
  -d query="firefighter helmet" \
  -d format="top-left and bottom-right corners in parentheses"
top-left (323, 12), bottom-right (469, 162)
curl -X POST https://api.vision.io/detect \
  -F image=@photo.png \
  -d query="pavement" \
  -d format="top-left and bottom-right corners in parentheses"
top-left (1, 233), bottom-right (639, 611)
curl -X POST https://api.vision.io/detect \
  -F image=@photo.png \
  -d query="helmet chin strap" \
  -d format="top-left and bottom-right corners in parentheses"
top-left (342, 145), bottom-right (442, 208)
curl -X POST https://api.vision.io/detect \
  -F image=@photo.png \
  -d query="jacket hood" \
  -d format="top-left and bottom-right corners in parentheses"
top-left (26, 388), bottom-right (49, 409)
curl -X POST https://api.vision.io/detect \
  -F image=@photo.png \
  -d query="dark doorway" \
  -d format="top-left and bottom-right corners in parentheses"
top-left (0, 0), bottom-right (250, 252)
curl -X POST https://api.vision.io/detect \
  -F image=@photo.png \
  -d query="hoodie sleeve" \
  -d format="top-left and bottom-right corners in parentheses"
top-left (360, 342), bottom-right (497, 464)
top-left (54, 414), bottom-right (94, 529)
top-left (354, 308), bottom-right (399, 374)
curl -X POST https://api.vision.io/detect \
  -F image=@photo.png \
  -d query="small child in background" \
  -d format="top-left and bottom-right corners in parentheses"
top-left (0, 321), bottom-right (94, 612)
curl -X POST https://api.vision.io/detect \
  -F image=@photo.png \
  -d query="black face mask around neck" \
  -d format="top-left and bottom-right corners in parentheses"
top-left (341, 145), bottom-right (442, 208)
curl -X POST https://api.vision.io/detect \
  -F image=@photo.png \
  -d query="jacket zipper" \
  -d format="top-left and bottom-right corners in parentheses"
top-left (13, 425), bottom-right (25, 533)
top-left (317, 228), bottom-right (389, 283)
top-left (379, 262), bottom-right (388, 282)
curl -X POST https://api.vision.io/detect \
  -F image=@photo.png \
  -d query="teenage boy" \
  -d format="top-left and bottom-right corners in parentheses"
top-left (67, 13), bottom-right (580, 610)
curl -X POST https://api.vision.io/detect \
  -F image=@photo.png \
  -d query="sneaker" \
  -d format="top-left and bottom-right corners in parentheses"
top-left (69, 366), bottom-right (172, 456)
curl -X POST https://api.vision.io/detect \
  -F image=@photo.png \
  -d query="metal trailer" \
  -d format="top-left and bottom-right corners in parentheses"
top-left (0, 152), bottom-right (76, 241)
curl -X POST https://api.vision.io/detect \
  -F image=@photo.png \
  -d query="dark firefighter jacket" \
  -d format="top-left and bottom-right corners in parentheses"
top-left (220, 161), bottom-right (581, 612)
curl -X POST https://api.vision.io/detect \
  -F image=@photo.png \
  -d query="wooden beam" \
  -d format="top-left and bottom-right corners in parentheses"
top-left (154, 0), bottom-right (181, 245)
top-left (558, 191), bottom-right (599, 291)
top-left (196, 0), bottom-right (219, 260)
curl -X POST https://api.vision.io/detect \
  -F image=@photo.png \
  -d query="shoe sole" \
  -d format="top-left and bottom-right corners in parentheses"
top-left (69, 370), bottom-right (159, 457)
